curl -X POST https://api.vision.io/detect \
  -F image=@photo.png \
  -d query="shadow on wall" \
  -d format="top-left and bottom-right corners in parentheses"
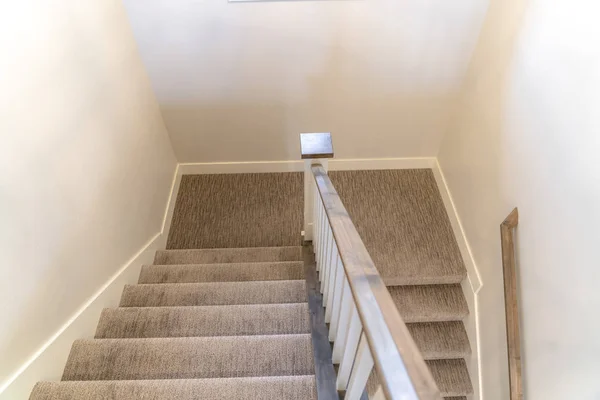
top-left (161, 39), bottom-right (457, 163)
top-left (440, 0), bottom-right (530, 398)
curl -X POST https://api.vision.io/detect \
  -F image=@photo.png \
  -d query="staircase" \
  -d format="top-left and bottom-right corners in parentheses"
top-left (30, 246), bottom-right (317, 400)
top-left (29, 169), bottom-right (474, 399)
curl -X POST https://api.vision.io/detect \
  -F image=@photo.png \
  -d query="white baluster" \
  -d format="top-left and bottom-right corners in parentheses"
top-left (313, 184), bottom-right (319, 256)
top-left (324, 249), bottom-right (340, 318)
top-left (321, 225), bottom-right (333, 295)
top-left (317, 200), bottom-right (326, 271)
top-left (312, 179), bottom-right (318, 248)
top-left (345, 333), bottom-right (374, 400)
top-left (337, 304), bottom-right (362, 390)
top-left (320, 224), bottom-right (331, 290)
top-left (331, 277), bottom-right (351, 349)
top-left (315, 196), bottom-right (321, 263)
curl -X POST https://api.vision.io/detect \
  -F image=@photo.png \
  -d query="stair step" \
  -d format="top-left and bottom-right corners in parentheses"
top-left (154, 247), bottom-right (303, 265)
top-left (139, 262), bottom-right (304, 284)
top-left (388, 284), bottom-right (468, 322)
top-left (427, 359), bottom-right (473, 397)
top-left (62, 334), bottom-right (314, 381)
top-left (407, 322), bottom-right (471, 360)
top-left (120, 280), bottom-right (307, 307)
top-left (96, 303), bottom-right (310, 338)
top-left (367, 358), bottom-right (472, 397)
top-left (30, 376), bottom-right (317, 400)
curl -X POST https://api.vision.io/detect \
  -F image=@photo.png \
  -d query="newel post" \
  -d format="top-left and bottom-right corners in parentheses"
top-left (300, 132), bottom-right (334, 242)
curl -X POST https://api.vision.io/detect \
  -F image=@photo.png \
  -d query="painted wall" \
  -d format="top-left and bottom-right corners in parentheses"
top-left (0, 0), bottom-right (177, 392)
top-left (123, 0), bottom-right (488, 162)
top-left (438, 0), bottom-right (600, 398)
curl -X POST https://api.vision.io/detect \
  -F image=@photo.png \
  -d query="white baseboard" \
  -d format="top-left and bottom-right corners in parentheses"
top-left (0, 234), bottom-right (162, 400)
top-left (179, 161), bottom-right (304, 174)
top-left (431, 159), bottom-right (483, 400)
top-left (161, 164), bottom-right (182, 242)
top-left (329, 157), bottom-right (436, 171)
top-left (0, 167), bottom-right (181, 400)
top-left (178, 157), bottom-right (437, 175)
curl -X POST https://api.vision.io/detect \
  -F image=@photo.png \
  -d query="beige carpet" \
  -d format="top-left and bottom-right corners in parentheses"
top-left (31, 377), bottom-right (318, 400)
top-left (30, 247), bottom-right (316, 400)
top-left (30, 170), bottom-right (473, 399)
top-left (329, 169), bottom-right (465, 286)
top-left (167, 173), bottom-right (303, 249)
top-left (166, 170), bottom-right (464, 286)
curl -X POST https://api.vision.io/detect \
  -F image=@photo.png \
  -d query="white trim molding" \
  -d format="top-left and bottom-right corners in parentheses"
top-left (179, 157), bottom-right (436, 175)
top-left (431, 159), bottom-right (484, 400)
top-left (0, 167), bottom-right (181, 400)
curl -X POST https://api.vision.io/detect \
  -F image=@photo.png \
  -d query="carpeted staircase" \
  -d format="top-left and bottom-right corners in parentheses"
top-left (29, 170), bottom-right (473, 399)
top-left (29, 246), bottom-right (317, 399)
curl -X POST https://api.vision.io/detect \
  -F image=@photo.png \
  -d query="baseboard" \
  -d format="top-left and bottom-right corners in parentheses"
top-left (329, 157), bottom-right (436, 170)
top-left (431, 159), bottom-right (483, 400)
top-left (179, 160), bottom-right (304, 174)
top-left (178, 157), bottom-right (437, 175)
top-left (0, 168), bottom-right (181, 400)
top-left (0, 234), bottom-right (162, 399)
top-left (161, 164), bottom-right (183, 243)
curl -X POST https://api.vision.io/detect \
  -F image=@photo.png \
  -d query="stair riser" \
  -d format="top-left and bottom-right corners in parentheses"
top-left (154, 247), bottom-right (303, 265)
top-left (139, 262), bottom-right (304, 284)
top-left (120, 281), bottom-right (307, 307)
top-left (63, 335), bottom-right (314, 381)
top-left (31, 376), bottom-right (317, 400)
top-left (96, 304), bottom-right (310, 338)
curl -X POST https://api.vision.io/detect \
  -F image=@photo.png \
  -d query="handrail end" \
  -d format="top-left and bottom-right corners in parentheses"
top-left (502, 207), bottom-right (519, 228)
top-left (300, 132), bottom-right (334, 159)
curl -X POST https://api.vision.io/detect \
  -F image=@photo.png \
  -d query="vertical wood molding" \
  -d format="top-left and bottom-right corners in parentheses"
top-left (501, 208), bottom-right (522, 400)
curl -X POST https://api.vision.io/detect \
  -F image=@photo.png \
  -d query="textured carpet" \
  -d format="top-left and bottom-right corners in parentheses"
top-left (166, 170), bottom-right (464, 286)
top-left (30, 376), bottom-right (317, 400)
top-left (167, 173), bottom-right (303, 249)
top-left (329, 169), bottom-right (465, 286)
top-left (120, 280), bottom-right (307, 307)
top-left (62, 335), bottom-right (314, 381)
top-left (388, 284), bottom-right (469, 322)
top-left (155, 247), bottom-right (303, 265)
top-left (30, 169), bottom-right (475, 399)
top-left (367, 358), bottom-right (473, 397)
top-left (139, 261), bottom-right (304, 283)
top-left (31, 246), bottom-right (316, 400)
top-left (96, 304), bottom-right (311, 338)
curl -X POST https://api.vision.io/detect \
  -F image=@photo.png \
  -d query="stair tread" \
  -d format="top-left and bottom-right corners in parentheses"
top-left (120, 280), bottom-right (307, 307)
top-left (329, 170), bottom-right (467, 287)
top-left (427, 359), bottom-right (473, 397)
top-left (96, 303), bottom-right (310, 338)
top-left (139, 262), bottom-right (304, 284)
top-left (407, 321), bottom-right (471, 360)
top-left (154, 247), bottom-right (303, 265)
top-left (367, 358), bottom-right (472, 397)
top-left (389, 284), bottom-right (468, 322)
top-left (62, 334), bottom-right (314, 381)
top-left (30, 376), bottom-right (317, 400)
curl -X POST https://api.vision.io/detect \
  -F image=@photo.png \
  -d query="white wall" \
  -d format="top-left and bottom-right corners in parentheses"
top-left (123, 0), bottom-right (488, 162)
top-left (438, 0), bottom-right (600, 398)
top-left (0, 0), bottom-right (177, 392)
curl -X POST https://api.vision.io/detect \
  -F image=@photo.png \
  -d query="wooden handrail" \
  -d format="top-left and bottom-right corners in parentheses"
top-left (501, 208), bottom-right (522, 400)
top-left (311, 164), bottom-right (441, 400)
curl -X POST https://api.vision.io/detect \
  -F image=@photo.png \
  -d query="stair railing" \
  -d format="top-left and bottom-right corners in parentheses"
top-left (300, 133), bottom-right (441, 400)
top-left (501, 208), bottom-right (522, 400)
